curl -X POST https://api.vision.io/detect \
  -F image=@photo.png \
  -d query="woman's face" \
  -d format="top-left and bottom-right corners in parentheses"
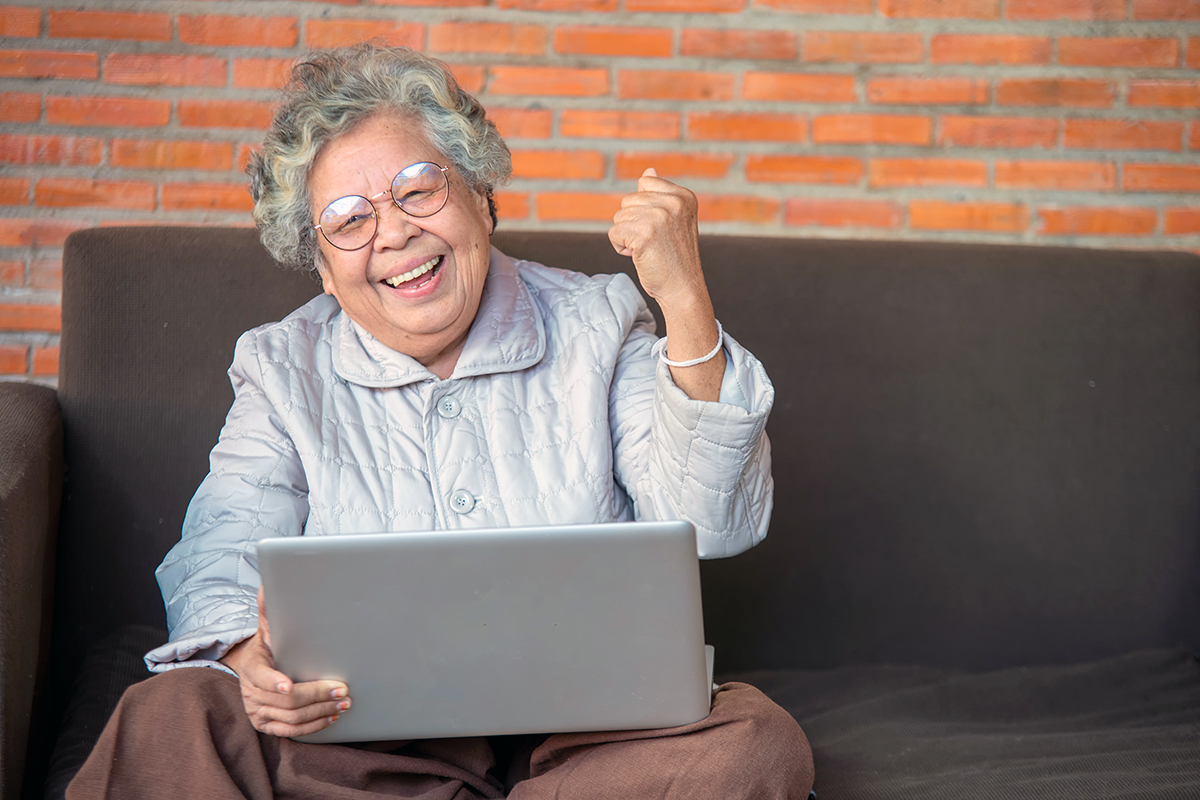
top-left (308, 112), bottom-right (493, 378)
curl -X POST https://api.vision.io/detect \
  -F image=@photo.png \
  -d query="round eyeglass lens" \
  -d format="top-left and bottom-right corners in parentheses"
top-left (391, 162), bottom-right (448, 217)
top-left (320, 194), bottom-right (377, 251)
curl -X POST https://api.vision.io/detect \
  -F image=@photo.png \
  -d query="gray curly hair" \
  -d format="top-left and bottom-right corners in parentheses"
top-left (247, 43), bottom-right (512, 272)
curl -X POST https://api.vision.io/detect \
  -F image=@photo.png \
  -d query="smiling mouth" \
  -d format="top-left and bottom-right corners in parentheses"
top-left (383, 255), bottom-right (443, 288)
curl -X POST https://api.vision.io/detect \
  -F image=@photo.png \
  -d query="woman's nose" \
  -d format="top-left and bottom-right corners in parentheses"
top-left (373, 201), bottom-right (422, 250)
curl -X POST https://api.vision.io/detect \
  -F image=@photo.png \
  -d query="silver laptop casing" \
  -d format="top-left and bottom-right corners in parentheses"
top-left (257, 520), bottom-right (711, 743)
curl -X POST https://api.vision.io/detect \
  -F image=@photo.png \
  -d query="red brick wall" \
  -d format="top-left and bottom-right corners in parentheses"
top-left (2, 0), bottom-right (1198, 381)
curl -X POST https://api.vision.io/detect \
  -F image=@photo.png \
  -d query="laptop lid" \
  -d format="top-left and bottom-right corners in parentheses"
top-left (257, 520), bottom-right (712, 744)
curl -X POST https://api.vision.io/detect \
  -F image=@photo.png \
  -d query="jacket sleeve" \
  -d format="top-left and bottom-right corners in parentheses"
top-left (605, 274), bottom-right (775, 559)
top-left (145, 331), bottom-right (310, 673)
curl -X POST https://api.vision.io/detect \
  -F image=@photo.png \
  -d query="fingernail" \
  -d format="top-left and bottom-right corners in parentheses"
top-left (329, 715), bottom-right (339, 723)
top-left (331, 687), bottom-right (346, 699)
top-left (338, 701), bottom-right (350, 711)
top-left (277, 683), bottom-right (290, 694)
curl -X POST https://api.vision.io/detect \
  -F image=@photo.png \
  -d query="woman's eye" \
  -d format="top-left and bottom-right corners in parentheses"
top-left (337, 214), bottom-right (370, 232)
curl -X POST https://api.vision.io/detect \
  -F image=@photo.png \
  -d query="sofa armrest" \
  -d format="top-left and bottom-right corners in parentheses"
top-left (0, 382), bottom-right (63, 800)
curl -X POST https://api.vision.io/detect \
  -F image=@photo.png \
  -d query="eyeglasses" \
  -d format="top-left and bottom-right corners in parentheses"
top-left (313, 162), bottom-right (450, 252)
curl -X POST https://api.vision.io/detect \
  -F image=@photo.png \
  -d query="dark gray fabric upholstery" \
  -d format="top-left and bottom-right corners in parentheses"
top-left (27, 226), bottom-right (1200, 797)
top-left (0, 383), bottom-right (61, 800)
top-left (735, 649), bottom-right (1200, 799)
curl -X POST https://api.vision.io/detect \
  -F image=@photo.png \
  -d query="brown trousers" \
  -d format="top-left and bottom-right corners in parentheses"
top-left (67, 668), bottom-right (813, 799)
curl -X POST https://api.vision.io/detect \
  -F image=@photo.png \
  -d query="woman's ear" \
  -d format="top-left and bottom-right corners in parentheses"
top-left (475, 187), bottom-right (494, 235)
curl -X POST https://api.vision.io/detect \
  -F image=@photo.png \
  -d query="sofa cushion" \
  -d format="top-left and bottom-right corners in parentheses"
top-left (47, 626), bottom-right (1199, 799)
top-left (733, 648), bottom-right (1200, 799)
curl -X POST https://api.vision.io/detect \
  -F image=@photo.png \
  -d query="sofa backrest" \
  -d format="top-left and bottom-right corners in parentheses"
top-left (55, 227), bottom-right (1200, 688)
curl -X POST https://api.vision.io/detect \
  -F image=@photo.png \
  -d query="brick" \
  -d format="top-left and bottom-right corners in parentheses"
top-left (681, 29), bottom-right (796, 60)
top-left (743, 72), bottom-right (856, 103)
top-left (618, 70), bottom-right (734, 101)
top-left (430, 22), bottom-right (544, 55)
top-left (746, 155), bottom-right (862, 184)
top-left (304, 20), bottom-right (424, 49)
top-left (560, 110), bottom-right (679, 139)
top-left (0, 50), bottom-right (98, 80)
top-left (233, 59), bottom-right (294, 90)
top-left (555, 25), bottom-right (672, 57)
top-left (997, 79), bottom-right (1114, 108)
top-left (0, 345), bottom-right (28, 374)
top-left (510, 150), bottom-right (606, 179)
top-left (1039, 207), bottom-right (1157, 236)
top-left (1191, 38), bottom-right (1200, 70)
top-left (880, 0), bottom-right (999, 18)
top-left (179, 15), bottom-right (298, 48)
top-left (494, 191), bottom-right (530, 220)
top-left (488, 108), bottom-right (553, 139)
top-left (535, 192), bottom-right (625, 221)
top-left (0, 303), bottom-right (61, 333)
top-left (1064, 119), bottom-right (1183, 151)
top-left (111, 140), bottom-right (235, 171)
top-left (994, 160), bottom-right (1115, 190)
top-left (0, 178), bottom-right (30, 205)
top-left (1129, 81), bottom-right (1200, 108)
top-left (46, 96), bottom-right (170, 128)
top-left (1059, 38), bottom-right (1178, 68)
top-left (497, 0), bottom-right (617, 8)
top-left (627, 0), bottom-right (744, 9)
top-left (1007, 0), bottom-right (1124, 18)
top-left (0, 92), bottom-right (40, 123)
top-left (104, 54), bottom-right (226, 87)
top-left (931, 35), bottom-right (1051, 65)
top-left (616, 152), bottom-right (734, 179)
top-left (1165, 208), bottom-right (1200, 234)
top-left (804, 32), bottom-right (923, 63)
top-left (447, 64), bottom-right (486, 95)
top-left (757, 0), bottom-right (871, 11)
top-left (491, 66), bottom-right (609, 97)
top-left (939, 116), bottom-right (1058, 148)
top-left (687, 112), bottom-right (806, 142)
top-left (911, 201), bottom-right (1029, 232)
top-left (867, 77), bottom-right (988, 105)
top-left (0, 261), bottom-right (22, 287)
top-left (179, 100), bottom-right (274, 130)
top-left (32, 346), bottom-right (58, 376)
top-left (785, 199), bottom-right (901, 228)
top-left (868, 158), bottom-right (988, 188)
top-left (0, 219), bottom-right (87, 248)
top-left (1133, 0), bottom-right (1200, 19)
top-left (1191, 122), bottom-right (1200, 150)
top-left (48, 10), bottom-right (170, 41)
top-left (696, 195), bottom-right (778, 224)
top-left (28, 259), bottom-right (61, 291)
top-left (812, 114), bottom-right (932, 145)
top-left (0, 7), bottom-right (39, 38)
top-left (375, 0), bottom-right (486, 5)
top-left (1124, 164), bottom-right (1200, 192)
top-left (236, 145), bottom-right (257, 174)
top-left (0, 134), bottom-right (102, 166)
top-left (162, 183), bottom-right (252, 212)
top-left (36, 178), bottom-right (155, 210)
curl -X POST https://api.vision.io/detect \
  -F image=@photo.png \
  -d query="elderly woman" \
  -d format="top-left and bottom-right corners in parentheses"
top-left (68, 44), bottom-right (813, 799)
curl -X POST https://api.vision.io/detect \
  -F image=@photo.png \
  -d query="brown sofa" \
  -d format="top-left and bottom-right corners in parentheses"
top-left (2, 226), bottom-right (1199, 799)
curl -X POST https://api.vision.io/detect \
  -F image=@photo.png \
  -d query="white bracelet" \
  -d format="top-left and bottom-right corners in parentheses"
top-left (651, 320), bottom-right (724, 368)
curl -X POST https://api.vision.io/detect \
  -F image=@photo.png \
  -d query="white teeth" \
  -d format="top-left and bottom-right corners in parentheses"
top-left (384, 257), bottom-right (440, 288)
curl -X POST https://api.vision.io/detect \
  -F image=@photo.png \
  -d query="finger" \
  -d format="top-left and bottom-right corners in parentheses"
top-left (257, 710), bottom-right (343, 739)
top-left (255, 695), bottom-right (349, 727)
top-left (286, 678), bottom-right (351, 707)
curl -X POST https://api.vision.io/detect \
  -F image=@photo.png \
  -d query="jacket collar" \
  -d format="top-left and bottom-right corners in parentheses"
top-left (331, 247), bottom-right (546, 388)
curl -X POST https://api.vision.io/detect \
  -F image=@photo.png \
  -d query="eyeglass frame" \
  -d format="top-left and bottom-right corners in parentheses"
top-left (312, 162), bottom-right (451, 252)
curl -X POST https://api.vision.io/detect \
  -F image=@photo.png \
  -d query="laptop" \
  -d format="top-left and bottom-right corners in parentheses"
top-left (257, 520), bottom-right (714, 744)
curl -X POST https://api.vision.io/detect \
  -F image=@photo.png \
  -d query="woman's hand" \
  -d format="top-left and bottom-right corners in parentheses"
top-left (609, 168), bottom-right (725, 402)
top-left (219, 587), bottom-right (351, 738)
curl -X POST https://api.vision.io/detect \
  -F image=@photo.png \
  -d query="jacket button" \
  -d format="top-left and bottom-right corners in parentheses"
top-left (449, 489), bottom-right (475, 514)
top-left (436, 395), bottom-right (462, 419)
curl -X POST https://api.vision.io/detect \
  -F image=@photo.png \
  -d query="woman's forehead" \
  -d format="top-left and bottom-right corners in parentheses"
top-left (310, 113), bottom-right (444, 200)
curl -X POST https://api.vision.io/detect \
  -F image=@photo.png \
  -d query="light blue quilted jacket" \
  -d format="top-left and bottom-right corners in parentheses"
top-left (146, 247), bottom-right (775, 672)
